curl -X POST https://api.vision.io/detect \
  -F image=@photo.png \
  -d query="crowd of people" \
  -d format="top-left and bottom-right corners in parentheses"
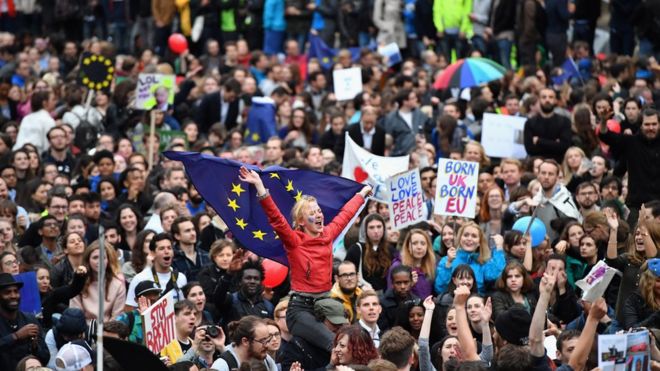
top-left (0, 1), bottom-right (660, 371)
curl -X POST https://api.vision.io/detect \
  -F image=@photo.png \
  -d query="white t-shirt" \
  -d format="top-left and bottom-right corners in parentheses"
top-left (399, 110), bottom-right (413, 130)
top-left (125, 267), bottom-right (187, 307)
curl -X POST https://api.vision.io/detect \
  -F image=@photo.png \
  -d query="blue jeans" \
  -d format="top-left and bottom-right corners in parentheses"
top-left (496, 39), bottom-right (513, 69)
top-left (472, 35), bottom-right (487, 55)
top-left (438, 33), bottom-right (465, 61)
top-left (109, 22), bottom-right (129, 54)
top-left (610, 21), bottom-right (635, 56)
top-left (286, 294), bottom-right (334, 352)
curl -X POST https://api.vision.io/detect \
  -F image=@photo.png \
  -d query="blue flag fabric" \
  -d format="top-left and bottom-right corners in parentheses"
top-left (308, 34), bottom-right (362, 70)
top-left (16, 271), bottom-right (41, 315)
top-left (164, 151), bottom-right (364, 266)
top-left (244, 97), bottom-right (277, 145)
top-left (552, 58), bottom-right (581, 85)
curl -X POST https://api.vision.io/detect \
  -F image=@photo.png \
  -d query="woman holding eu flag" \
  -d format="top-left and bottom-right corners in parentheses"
top-left (239, 166), bottom-right (372, 353)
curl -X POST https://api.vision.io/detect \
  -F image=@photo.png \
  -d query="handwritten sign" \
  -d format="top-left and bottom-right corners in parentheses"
top-left (135, 73), bottom-right (175, 110)
top-left (388, 169), bottom-right (425, 230)
top-left (576, 261), bottom-right (619, 302)
top-left (434, 159), bottom-right (479, 218)
top-left (342, 133), bottom-right (408, 202)
top-left (333, 67), bottom-right (363, 101)
top-left (481, 113), bottom-right (528, 159)
top-left (142, 291), bottom-right (176, 354)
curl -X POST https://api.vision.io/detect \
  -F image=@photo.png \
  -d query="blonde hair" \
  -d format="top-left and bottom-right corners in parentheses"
top-left (457, 221), bottom-right (490, 264)
top-left (561, 146), bottom-right (586, 185)
top-left (639, 261), bottom-right (660, 311)
top-left (291, 195), bottom-right (318, 230)
top-left (464, 140), bottom-right (491, 168)
top-left (628, 223), bottom-right (660, 266)
top-left (401, 229), bottom-right (436, 281)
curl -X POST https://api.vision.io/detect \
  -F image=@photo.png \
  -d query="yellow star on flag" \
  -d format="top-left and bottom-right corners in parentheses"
top-left (269, 173), bottom-right (280, 179)
top-left (235, 217), bottom-right (248, 230)
top-left (285, 179), bottom-right (294, 192)
top-left (227, 198), bottom-right (240, 212)
top-left (252, 230), bottom-right (266, 240)
top-left (251, 133), bottom-right (260, 142)
top-left (294, 190), bottom-right (303, 202)
top-left (231, 183), bottom-right (246, 197)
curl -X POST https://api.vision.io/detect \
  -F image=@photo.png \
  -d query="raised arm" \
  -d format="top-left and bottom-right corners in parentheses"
top-left (454, 285), bottom-right (479, 361)
top-left (529, 270), bottom-right (556, 357)
top-left (419, 296), bottom-right (437, 371)
top-left (522, 235), bottom-right (533, 272)
top-left (568, 297), bottom-right (607, 370)
top-left (605, 209), bottom-right (619, 260)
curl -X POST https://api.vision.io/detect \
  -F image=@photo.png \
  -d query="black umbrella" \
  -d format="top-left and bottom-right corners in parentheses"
top-left (103, 336), bottom-right (169, 371)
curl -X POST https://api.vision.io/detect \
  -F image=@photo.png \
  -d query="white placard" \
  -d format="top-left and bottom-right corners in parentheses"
top-left (481, 113), bottom-right (528, 159)
top-left (142, 291), bottom-right (176, 354)
top-left (434, 158), bottom-right (479, 218)
top-left (387, 168), bottom-right (425, 230)
top-left (333, 67), bottom-right (363, 101)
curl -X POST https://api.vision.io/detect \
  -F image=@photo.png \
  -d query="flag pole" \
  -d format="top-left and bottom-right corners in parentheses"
top-left (96, 223), bottom-right (105, 371)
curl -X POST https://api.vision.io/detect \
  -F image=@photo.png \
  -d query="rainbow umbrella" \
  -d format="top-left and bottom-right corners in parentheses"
top-left (433, 58), bottom-right (506, 90)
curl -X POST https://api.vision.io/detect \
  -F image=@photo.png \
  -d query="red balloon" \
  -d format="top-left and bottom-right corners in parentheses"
top-left (262, 259), bottom-right (288, 288)
top-left (168, 33), bottom-right (188, 54)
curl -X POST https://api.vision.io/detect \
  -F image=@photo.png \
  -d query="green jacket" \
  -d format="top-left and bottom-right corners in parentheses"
top-left (432, 0), bottom-right (473, 37)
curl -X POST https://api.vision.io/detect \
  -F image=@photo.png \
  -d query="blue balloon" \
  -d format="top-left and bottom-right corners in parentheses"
top-left (512, 216), bottom-right (547, 247)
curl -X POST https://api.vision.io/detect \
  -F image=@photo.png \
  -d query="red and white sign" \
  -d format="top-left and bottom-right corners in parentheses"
top-left (387, 168), bottom-right (425, 230)
top-left (142, 291), bottom-right (176, 354)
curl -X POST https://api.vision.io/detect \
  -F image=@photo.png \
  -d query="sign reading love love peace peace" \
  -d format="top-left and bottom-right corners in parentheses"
top-left (388, 168), bottom-right (425, 230)
top-left (434, 158), bottom-right (479, 218)
top-left (342, 133), bottom-right (408, 202)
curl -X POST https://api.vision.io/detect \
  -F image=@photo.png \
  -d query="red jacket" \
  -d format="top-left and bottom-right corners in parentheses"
top-left (260, 193), bottom-right (365, 293)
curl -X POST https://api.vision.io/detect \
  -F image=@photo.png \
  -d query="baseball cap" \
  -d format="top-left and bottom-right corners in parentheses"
top-left (135, 280), bottom-right (161, 299)
top-left (648, 258), bottom-right (660, 277)
top-left (314, 298), bottom-right (348, 325)
top-left (55, 340), bottom-right (95, 371)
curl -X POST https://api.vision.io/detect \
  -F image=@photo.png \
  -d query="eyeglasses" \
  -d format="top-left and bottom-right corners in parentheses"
top-left (337, 272), bottom-right (357, 279)
top-left (269, 332), bottom-right (281, 339)
top-left (251, 334), bottom-right (273, 346)
top-left (3, 259), bottom-right (17, 266)
top-left (43, 222), bottom-right (59, 228)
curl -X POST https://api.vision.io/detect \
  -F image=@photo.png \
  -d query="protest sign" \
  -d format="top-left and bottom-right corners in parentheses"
top-left (387, 168), bottom-right (425, 230)
top-left (78, 52), bottom-right (114, 92)
top-left (481, 113), bottom-right (527, 159)
top-left (135, 73), bottom-right (175, 110)
top-left (142, 291), bottom-right (176, 354)
top-left (576, 261), bottom-right (620, 302)
top-left (15, 272), bottom-right (41, 315)
top-left (333, 67), bottom-right (363, 101)
top-left (378, 43), bottom-right (402, 67)
top-left (598, 330), bottom-right (650, 371)
top-left (342, 133), bottom-right (408, 202)
top-left (434, 159), bottom-right (479, 218)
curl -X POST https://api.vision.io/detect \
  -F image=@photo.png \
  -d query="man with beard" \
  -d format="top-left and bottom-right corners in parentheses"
top-left (161, 300), bottom-right (198, 364)
top-left (533, 160), bottom-right (582, 241)
top-left (211, 315), bottom-right (277, 371)
top-left (523, 88), bottom-right (572, 162)
top-left (125, 233), bottom-right (188, 310)
top-left (172, 216), bottom-right (210, 281)
top-left (330, 261), bottom-right (362, 323)
top-left (219, 260), bottom-right (273, 324)
top-left (186, 183), bottom-right (206, 216)
top-left (357, 290), bottom-right (382, 347)
top-left (600, 107), bottom-right (660, 226)
top-left (575, 182), bottom-right (600, 217)
top-left (0, 273), bottom-right (49, 370)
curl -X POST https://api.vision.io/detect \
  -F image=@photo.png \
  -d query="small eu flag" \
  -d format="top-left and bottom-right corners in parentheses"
top-left (163, 151), bottom-right (364, 266)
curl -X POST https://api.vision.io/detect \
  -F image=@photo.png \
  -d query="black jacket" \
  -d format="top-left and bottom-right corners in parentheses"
top-left (378, 289), bottom-right (419, 332)
top-left (599, 130), bottom-right (660, 208)
top-left (279, 337), bottom-right (329, 371)
top-left (0, 311), bottom-right (50, 370)
top-left (523, 113), bottom-right (572, 162)
top-left (196, 91), bottom-right (241, 134)
top-left (347, 123), bottom-right (386, 156)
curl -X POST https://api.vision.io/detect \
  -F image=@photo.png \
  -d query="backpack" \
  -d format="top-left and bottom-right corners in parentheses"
top-left (219, 350), bottom-right (239, 370)
top-left (71, 110), bottom-right (101, 152)
top-left (55, 0), bottom-right (81, 22)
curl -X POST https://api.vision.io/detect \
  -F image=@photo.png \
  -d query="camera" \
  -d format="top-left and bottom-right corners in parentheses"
top-left (205, 325), bottom-right (221, 338)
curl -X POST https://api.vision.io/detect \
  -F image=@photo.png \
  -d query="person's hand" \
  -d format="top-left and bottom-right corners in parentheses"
top-left (137, 296), bottom-right (152, 314)
top-left (411, 270), bottom-right (419, 285)
top-left (543, 319), bottom-right (561, 337)
top-left (75, 265), bottom-right (87, 275)
top-left (228, 248), bottom-right (245, 274)
top-left (491, 234), bottom-right (504, 250)
top-left (284, 130), bottom-right (300, 142)
top-left (446, 247), bottom-right (457, 267)
top-left (238, 166), bottom-right (263, 187)
top-left (539, 271), bottom-right (557, 297)
top-left (640, 203), bottom-right (653, 224)
top-left (556, 270), bottom-right (568, 294)
top-left (16, 215), bottom-right (27, 228)
top-left (533, 136), bottom-right (539, 145)
top-left (290, 361), bottom-right (304, 371)
top-left (423, 295), bottom-right (435, 311)
top-left (623, 128), bottom-right (633, 135)
top-left (15, 324), bottom-right (39, 340)
top-left (589, 297), bottom-right (608, 321)
top-left (211, 326), bottom-right (226, 351)
top-left (481, 297), bottom-right (492, 325)
top-left (605, 208), bottom-right (619, 231)
top-left (192, 327), bottom-right (206, 349)
top-left (554, 240), bottom-right (568, 255)
top-left (306, 2), bottom-right (316, 10)
top-left (453, 285), bottom-right (471, 307)
top-left (359, 185), bottom-right (373, 198)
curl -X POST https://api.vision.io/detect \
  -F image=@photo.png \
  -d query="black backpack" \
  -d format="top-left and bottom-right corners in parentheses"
top-left (72, 111), bottom-right (101, 152)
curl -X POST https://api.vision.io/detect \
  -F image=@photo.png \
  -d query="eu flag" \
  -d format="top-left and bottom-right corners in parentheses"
top-left (244, 96), bottom-right (277, 145)
top-left (308, 34), bottom-right (363, 70)
top-left (552, 58), bottom-right (582, 85)
top-left (163, 151), bottom-right (364, 266)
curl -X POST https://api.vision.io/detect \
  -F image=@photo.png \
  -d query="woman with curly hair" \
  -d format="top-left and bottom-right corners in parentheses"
top-left (278, 107), bottom-right (318, 148)
top-left (345, 213), bottom-right (394, 291)
top-left (330, 324), bottom-right (379, 366)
